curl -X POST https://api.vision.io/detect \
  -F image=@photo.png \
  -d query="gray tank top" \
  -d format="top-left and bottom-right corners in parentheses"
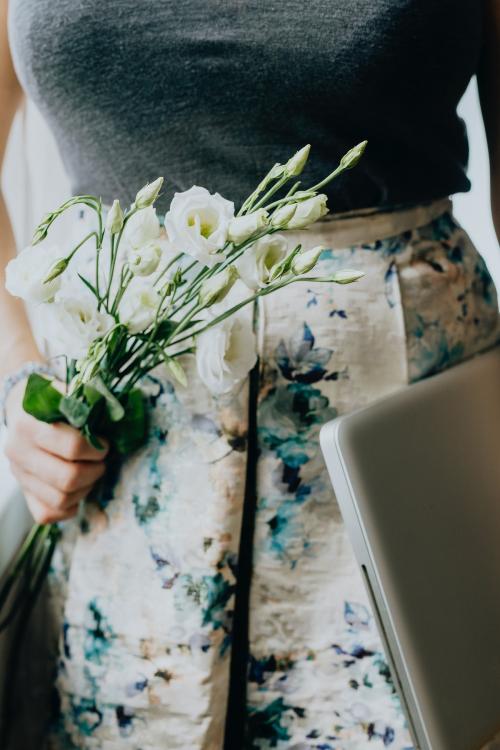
top-left (8, 0), bottom-right (482, 213)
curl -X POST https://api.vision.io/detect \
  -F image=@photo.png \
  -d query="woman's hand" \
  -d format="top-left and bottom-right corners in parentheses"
top-left (4, 381), bottom-right (108, 524)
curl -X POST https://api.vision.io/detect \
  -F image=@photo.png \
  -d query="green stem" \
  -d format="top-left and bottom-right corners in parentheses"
top-left (262, 191), bottom-right (316, 213)
top-left (111, 267), bottom-right (133, 316)
top-left (171, 230), bottom-right (275, 318)
top-left (165, 301), bottom-right (201, 346)
top-left (153, 253), bottom-right (184, 287)
top-left (0, 526), bottom-right (59, 749)
top-left (251, 173), bottom-right (291, 212)
top-left (0, 523), bottom-right (56, 633)
top-left (65, 231), bottom-right (99, 264)
top-left (0, 524), bottom-right (42, 612)
top-left (168, 273), bottom-right (339, 351)
top-left (106, 205), bottom-right (139, 307)
top-left (237, 163), bottom-right (287, 216)
top-left (304, 163), bottom-right (345, 194)
top-left (118, 298), bottom-right (201, 392)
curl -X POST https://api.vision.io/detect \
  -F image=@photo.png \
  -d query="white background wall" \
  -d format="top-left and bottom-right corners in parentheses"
top-left (455, 78), bottom-right (500, 282)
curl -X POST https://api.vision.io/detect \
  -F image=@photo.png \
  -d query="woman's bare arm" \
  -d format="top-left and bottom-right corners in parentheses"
top-left (1, 0), bottom-right (108, 524)
top-left (478, 0), bottom-right (500, 243)
top-left (0, 0), bottom-right (41, 376)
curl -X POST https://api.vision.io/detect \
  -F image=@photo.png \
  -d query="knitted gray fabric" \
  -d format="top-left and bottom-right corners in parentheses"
top-left (9, 0), bottom-right (481, 213)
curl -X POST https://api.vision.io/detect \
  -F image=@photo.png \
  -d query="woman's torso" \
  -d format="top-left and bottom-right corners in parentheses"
top-left (8, 0), bottom-right (482, 213)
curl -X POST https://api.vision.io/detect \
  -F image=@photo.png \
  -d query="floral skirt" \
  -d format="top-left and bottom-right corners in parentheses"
top-left (26, 199), bottom-right (500, 749)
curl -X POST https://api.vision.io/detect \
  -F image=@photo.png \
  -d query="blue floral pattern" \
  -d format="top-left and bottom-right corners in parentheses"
top-left (40, 208), bottom-right (499, 750)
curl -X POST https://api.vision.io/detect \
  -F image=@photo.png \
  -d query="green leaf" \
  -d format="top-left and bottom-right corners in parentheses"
top-left (82, 424), bottom-right (106, 451)
top-left (79, 397), bottom-right (108, 451)
top-left (59, 395), bottom-right (90, 428)
top-left (153, 319), bottom-right (178, 340)
top-left (106, 389), bottom-right (148, 454)
top-left (83, 384), bottom-right (104, 408)
top-left (77, 273), bottom-right (100, 300)
top-left (86, 376), bottom-right (125, 422)
top-left (269, 244), bottom-right (302, 281)
top-left (153, 343), bottom-right (188, 387)
top-left (166, 358), bottom-right (187, 387)
top-left (22, 374), bottom-right (63, 423)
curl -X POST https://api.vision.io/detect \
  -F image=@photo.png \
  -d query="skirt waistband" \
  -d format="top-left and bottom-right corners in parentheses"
top-left (313, 198), bottom-right (453, 249)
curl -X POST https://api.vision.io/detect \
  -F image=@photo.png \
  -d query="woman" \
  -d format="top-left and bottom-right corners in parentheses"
top-left (1, 1), bottom-right (499, 748)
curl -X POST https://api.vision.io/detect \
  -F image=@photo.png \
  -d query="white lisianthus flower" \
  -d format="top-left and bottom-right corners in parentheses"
top-left (236, 234), bottom-right (288, 290)
top-left (42, 283), bottom-right (114, 360)
top-left (196, 313), bottom-right (257, 395)
top-left (119, 277), bottom-right (161, 333)
top-left (287, 194), bottom-right (329, 229)
top-left (227, 209), bottom-right (269, 245)
top-left (164, 186), bottom-right (234, 267)
top-left (129, 240), bottom-right (163, 276)
top-left (5, 243), bottom-right (66, 304)
top-left (123, 206), bottom-right (161, 249)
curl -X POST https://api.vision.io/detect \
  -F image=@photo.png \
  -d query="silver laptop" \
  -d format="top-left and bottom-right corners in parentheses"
top-left (320, 347), bottom-right (500, 750)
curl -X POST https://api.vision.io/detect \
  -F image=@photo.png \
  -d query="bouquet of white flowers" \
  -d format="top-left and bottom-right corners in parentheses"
top-left (0, 141), bottom-right (366, 655)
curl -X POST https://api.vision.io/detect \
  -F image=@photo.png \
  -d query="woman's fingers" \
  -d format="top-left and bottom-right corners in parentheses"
top-left (10, 463), bottom-right (95, 509)
top-left (24, 492), bottom-right (80, 525)
top-left (4, 384), bottom-right (109, 524)
top-left (6, 443), bottom-right (106, 494)
top-left (10, 466), bottom-right (96, 524)
top-left (31, 420), bottom-right (109, 462)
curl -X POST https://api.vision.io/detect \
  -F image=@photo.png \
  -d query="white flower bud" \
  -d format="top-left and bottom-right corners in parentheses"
top-left (331, 269), bottom-right (365, 284)
top-left (166, 357), bottom-right (187, 387)
top-left (287, 194), bottom-right (328, 229)
top-left (227, 209), bottom-right (269, 245)
top-left (123, 206), bottom-right (161, 249)
top-left (199, 265), bottom-right (239, 308)
top-left (271, 203), bottom-right (298, 227)
top-left (254, 163), bottom-right (285, 195)
top-left (129, 241), bottom-right (163, 276)
top-left (285, 144), bottom-right (311, 176)
top-left (105, 199), bottom-right (124, 234)
top-left (291, 245), bottom-right (325, 275)
top-left (32, 226), bottom-right (48, 246)
top-left (268, 243), bottom-right (302, 282)
top-left (32, 212), bottom-right (54, 245)
top-left (160, 280), bottom-right (174, 297)
top-left (268, 163), bottom-right (286, 180)
top-left (134, 177), bottom-right (164, 209)
top-left (340, 140), bottom-right (368, 170)
top-left (43, 257), bottom-right (69, 284)
top-left (77, 340), bottom-right (107, 383)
